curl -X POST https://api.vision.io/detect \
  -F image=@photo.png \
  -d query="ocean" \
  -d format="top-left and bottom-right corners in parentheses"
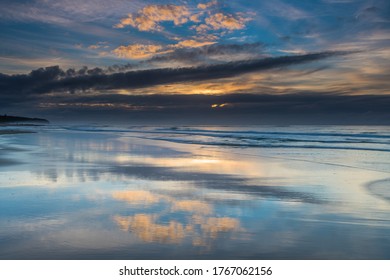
top-left (0, 124), bottom-right (389, 259)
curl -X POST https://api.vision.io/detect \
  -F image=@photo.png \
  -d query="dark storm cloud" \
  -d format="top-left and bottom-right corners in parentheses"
top-left (0, 51), bottom-right (347, 100)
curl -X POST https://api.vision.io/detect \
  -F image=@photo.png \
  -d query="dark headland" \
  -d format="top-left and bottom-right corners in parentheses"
top-left (0, 115), bottom-right (49, 124)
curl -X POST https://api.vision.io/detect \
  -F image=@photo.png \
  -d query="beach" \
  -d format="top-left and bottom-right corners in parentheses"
top-left (0, 124), bottom-right (389, 259)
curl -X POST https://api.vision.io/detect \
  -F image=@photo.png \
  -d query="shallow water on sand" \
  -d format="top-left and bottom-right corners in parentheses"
top-left (0, 125), bottom-right (390, 259)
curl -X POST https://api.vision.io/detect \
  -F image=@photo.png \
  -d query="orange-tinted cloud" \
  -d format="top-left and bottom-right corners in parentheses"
top-left (88, 45), bottom-right (100, 50)
top-left (198, 0), bottom-right (218, 10)
top-left (112, 44), bottom-right (171, 59)
top-left (114, 2), bottom-right (252, 38)
top-left (115, 5), bottom-right (190, 31)
top-left (203, 13), bottom-right (248, 31)
top-left (173, 39), bottom-right (216, 48)
top-left (87, 42), bottom-right (109, 50)
top-left (112, 40), bottom-right (216, 60)
top-left (190, 13), bottom-right (202, 23)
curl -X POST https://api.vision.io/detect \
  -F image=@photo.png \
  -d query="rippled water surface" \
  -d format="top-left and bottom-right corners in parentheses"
top-left (0, 125), bottom-right (389, 259)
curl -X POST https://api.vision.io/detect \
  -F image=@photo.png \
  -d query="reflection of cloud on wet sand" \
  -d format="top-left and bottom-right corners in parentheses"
top-left (112, 190), bottom-right (238, 245)
top-left (112, 190), bottom-right (240, 246)
top-left (112, 190), bottom-right (161, 204)
top-left (171, 200), bottom-right (212, 215)
top-left (112, 190), bottom-right (214, 215)
top-left (109, 165), bottom-right (323, 204)
top-left (193, 215), bottom-right (240, 239)
top-left (113, 214), bottom-right (241, 246)
top-left (114, 214), bottom-right (192, 243)
top-left (112, 190), bottom-right (237, 245)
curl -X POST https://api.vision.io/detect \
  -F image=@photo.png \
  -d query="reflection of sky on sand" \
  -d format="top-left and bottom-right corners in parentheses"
top-left (112, 189), bottom-right (239, 246)
top-left (113, 214), bottom-right (240, 246)
top-left (0, 127), bottom-right (390, 259)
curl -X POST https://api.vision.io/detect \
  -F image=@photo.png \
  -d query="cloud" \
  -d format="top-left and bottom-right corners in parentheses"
top-left (0, 1), bottom-right (72, 25)
top-left (356, 5), bottom-right (388, 23)
top-left (114, 2), bottom-right (253, 36)
top-left (88, 45), bottom-right (101, 50)
top-left (195, 12), bottom-right (252, 33)
top-left (198, 1), bottom-right (218, 10)
top-left (189, 13), bottom-right (202, 23)
top-left (0, 51), bottom-right (348, 98)
top-left (112, 44), bottom-right (172, 59)
top-left (0, 56), bottom-right (81, 74)
top-left (115, 4), bottom-right (190, 31)
top-left (87, 42), bottom-right (109, 50)
top-left (0, 0), bottom-right (144, 25)
top-left (145, 43), bottom-right (265, 66)
top-left (0, 51), bottom-right (350, 100)
top-left (204, 12), bottom-right (248, 31)
top-left (111, 40), bottom-right (216, 60)
top-left (263, 0), bottom-right (309, 20)
top-left (173, 40), bottom-right (216, 48)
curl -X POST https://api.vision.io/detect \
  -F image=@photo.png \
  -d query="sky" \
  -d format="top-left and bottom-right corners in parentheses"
top-left (0, 0), bottom-right (389, 124)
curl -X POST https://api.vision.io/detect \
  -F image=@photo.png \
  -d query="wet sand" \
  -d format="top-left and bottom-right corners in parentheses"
top-left (0, 125), bottom-right (389, 259)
